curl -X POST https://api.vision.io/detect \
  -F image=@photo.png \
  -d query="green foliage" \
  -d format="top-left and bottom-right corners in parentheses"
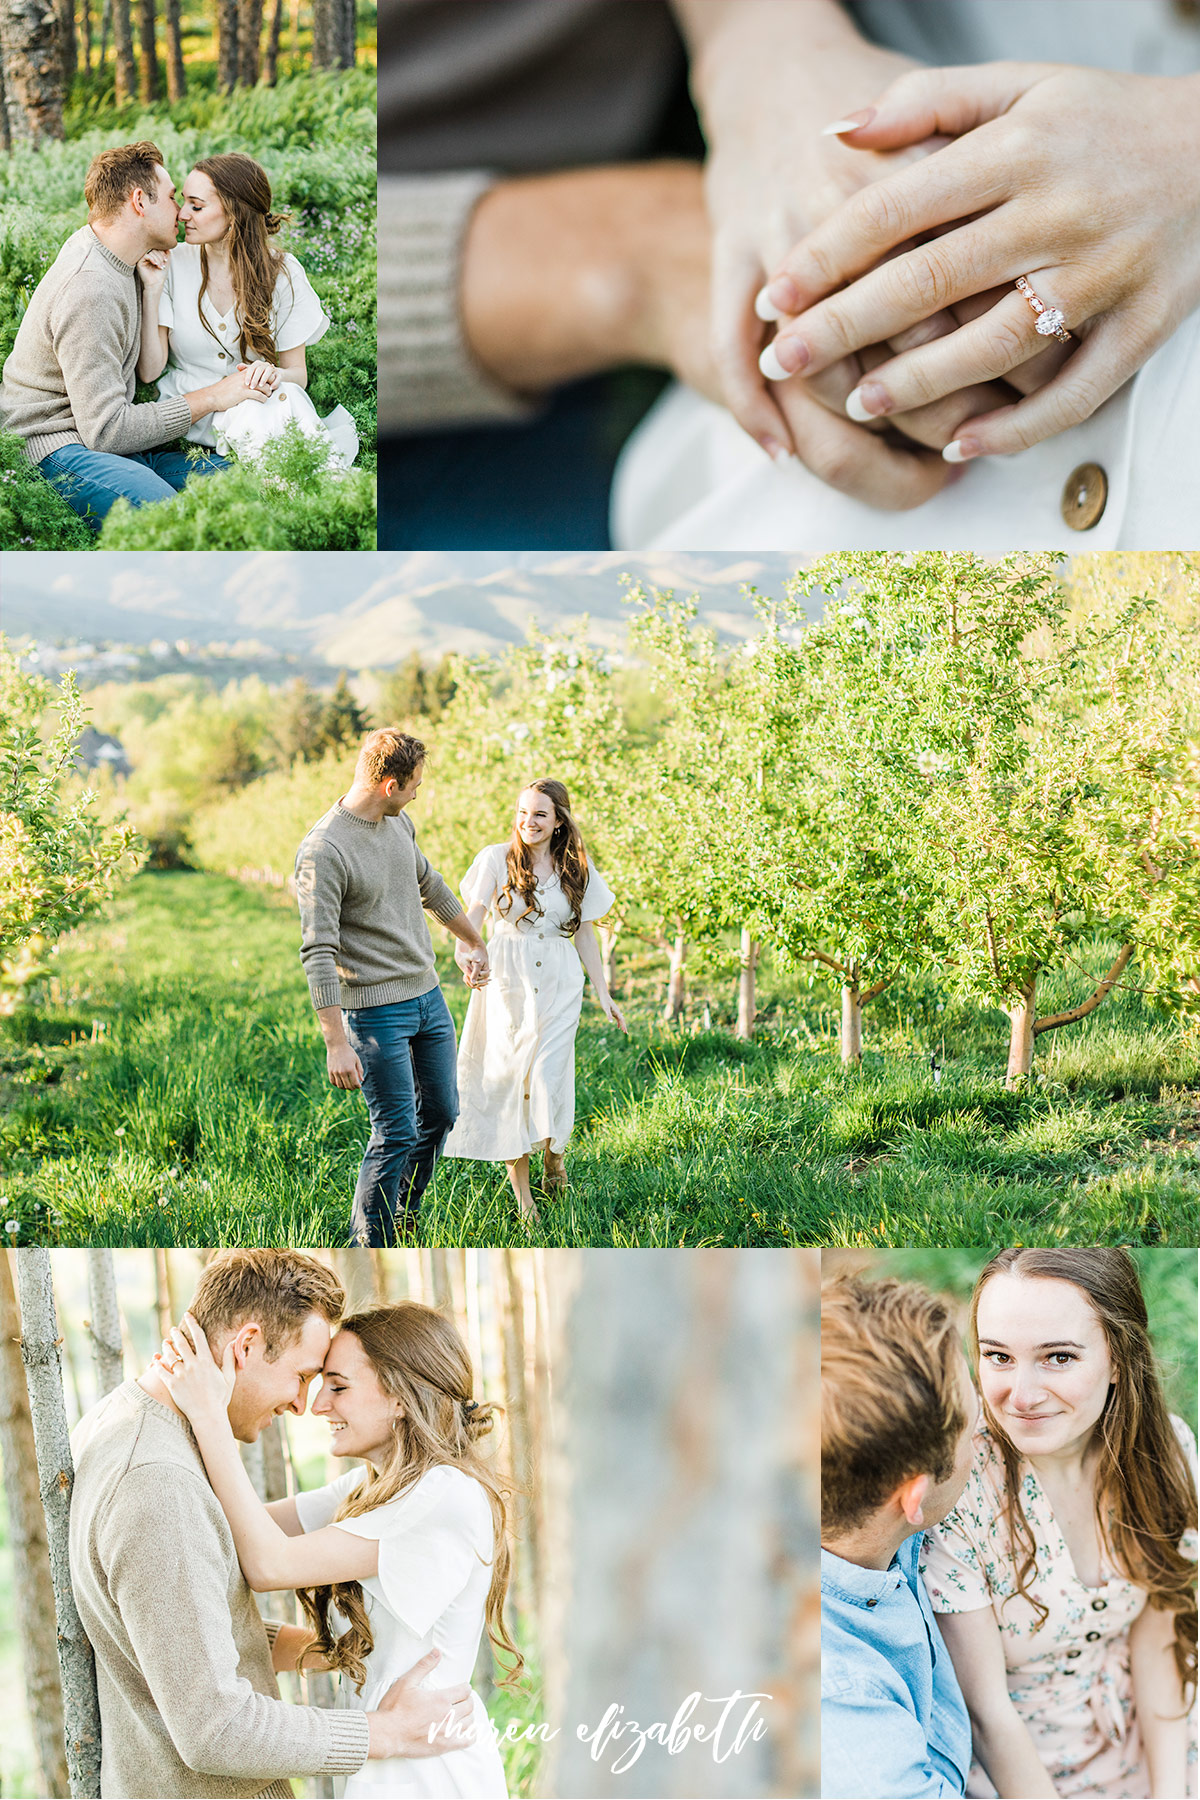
top-left (0, 431), bottom-right (93, 547)
top-left (0, 644), bottom-right (138, 1000)
top-left (0, 72), bottom-right (375, 548)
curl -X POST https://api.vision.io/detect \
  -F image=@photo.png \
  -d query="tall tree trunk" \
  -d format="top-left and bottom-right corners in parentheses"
top-left (335, 0), bottom-right (353, 67)
top-left (663, 924), bottom-right (686, 1024)
top-left (236, 0), bottom-right (261, 83)
top-left (136, 0), bottom-right (157, 100)
top-left (111, 0), bottom-right (134, 100)
top-left (98, 0), bottom-right (110, 67)
top-left (261, 0), bottom-right (282, 85)
top-left (215, 0), bottom-right (237, 88)
top-left (55, 0), bottom-right (76, 89)
top-left (152, 1248), bottom-right (178, 1345)
top-left (15, 1252), bottom-right (102, 1800)
top-left (0, 0), bottom-right (65, 142)
top-left (1006, 975), bottom-right (1037, 1087)
top-left (162, 0), bottom-right (182, 97)
top-left (0, 1254), bottom-right (70, 1799)
top-left (310, 0), bottom-right (328, 67)
top-left (841, 975), bottom-right (863, 1066)
top-left (0, 50), bottom-right (10, 149)
top-left (80, 0), bottom-right (90, 73)
top-left (547, 1248), bottom-right (816, 1799)
top-left (735, 928), bottom-right (758, 1041)
top-left (500, 1250), bottom-right (538, 1618)
top-left (85, 1252), bottom-right (124, 1399)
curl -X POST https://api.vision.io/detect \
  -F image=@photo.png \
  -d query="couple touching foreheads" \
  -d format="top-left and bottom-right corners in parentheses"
top-left (821, 1248), bottom-right (1198, 1799)
top-left (69, 1249), bottom-right (515, 1798)
top-left (0, 140), bottom-right (354, 527)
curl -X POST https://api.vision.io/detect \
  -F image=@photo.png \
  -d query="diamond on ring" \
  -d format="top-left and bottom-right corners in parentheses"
top-left (1015, 276), bottom-right (1072, 345)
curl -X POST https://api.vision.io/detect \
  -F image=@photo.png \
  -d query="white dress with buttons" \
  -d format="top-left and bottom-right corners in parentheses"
top-left (155, 244), bottom-right (358, 467)
top-left (293, 1462), bottom-right (508, 1798)
top-left (443, 844), bottom-right (615, 1163)
top-left (611, 0), bottom-right (1200, 552)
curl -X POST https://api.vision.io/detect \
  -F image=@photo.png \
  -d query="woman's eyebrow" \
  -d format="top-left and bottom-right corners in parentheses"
top-left (979, 1337), bottom-right (1085, 1351)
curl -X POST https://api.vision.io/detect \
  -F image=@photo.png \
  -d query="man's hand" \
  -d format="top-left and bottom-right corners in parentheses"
top-left (366, 1650), bottom-right (476, 1760)
top-left (208, 369), bottom-right (270, 412)
top-left (326, 1041), bottom-right (364, 1091)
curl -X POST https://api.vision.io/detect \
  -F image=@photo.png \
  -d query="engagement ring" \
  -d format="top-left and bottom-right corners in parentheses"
top-left (1015, 276), bottom-right (1072, 344)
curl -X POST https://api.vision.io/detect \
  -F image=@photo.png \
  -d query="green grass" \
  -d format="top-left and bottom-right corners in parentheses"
top-left (1, 873), bottom-right (1198, 1247)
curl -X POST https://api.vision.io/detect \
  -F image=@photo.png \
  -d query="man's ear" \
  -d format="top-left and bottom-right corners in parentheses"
top-left (229, 1322), bottom-right (263, 1370)
top-left (894, 1472), bottom-right (933, 1530)
top-left (381, 776), bottom-right (398, 799)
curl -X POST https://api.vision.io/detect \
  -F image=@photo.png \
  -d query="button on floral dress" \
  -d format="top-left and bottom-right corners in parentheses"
top-left (921, 1420), bottom-right (1198, 1798)
top-left (442, 842), bottom-right (615, 1162)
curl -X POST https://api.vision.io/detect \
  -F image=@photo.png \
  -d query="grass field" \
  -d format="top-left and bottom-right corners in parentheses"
top-left (2, 872), bottom-right (1198, 1247)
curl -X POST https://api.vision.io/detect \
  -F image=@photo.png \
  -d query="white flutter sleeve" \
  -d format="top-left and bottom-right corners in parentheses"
top-left (579, 857), bottom-right (616, 923)
top-left (329, 1466), bottom-right (494, 1639)
top-left (273, 254), bottom-right (331, 352)
top-left (293, 1468), bottom-right (365, 1533)
top-left (459, 843), bottom-right (506, 914)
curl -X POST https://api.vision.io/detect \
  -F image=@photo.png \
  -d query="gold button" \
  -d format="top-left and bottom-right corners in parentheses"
top-left (218, 351), bottom-right (226, 360)
top-left (1061, 463), bottom-right (1107, 531)
top-left (218, 321), bottom-right (226, 331)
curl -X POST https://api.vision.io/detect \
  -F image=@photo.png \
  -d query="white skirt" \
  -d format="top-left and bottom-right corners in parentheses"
top-left (215, 382), bottom-right (359, 469)
top-left (611, 308), bottom-right (1200, 552)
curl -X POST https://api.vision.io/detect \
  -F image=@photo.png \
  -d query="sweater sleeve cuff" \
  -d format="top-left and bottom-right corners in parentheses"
top-left (309, 980), bottom-right (343, 1011)
top-left (321, 1707), bottom-right (370, 1775)
top-left (378, 172), bottom-right (538, 433)
top-left (427, 884), bottom-right (467, 928)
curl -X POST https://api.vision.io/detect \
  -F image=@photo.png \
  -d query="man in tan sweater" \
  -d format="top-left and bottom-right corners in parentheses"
top-left (0, 141), bottom-right (267, 528)
top-left (295, 727), bottom-right (490, 1245)
top-left (69, 1250), bottom-right (474, 1798)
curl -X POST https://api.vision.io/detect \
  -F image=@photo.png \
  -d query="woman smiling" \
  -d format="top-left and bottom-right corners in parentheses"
top-left (920, 1249), bottom-right (1197, 1800)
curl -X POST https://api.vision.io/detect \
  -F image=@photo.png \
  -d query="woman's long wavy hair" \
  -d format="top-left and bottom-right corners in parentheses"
top-left (294, 1305), bottom-right (524, 1693)
top-left (496, 777), bottom-right (589, 936)
top-left (192, 153), bottom-right (290, 366)
top-left (970, 1248), bottom-right (1197, 1695)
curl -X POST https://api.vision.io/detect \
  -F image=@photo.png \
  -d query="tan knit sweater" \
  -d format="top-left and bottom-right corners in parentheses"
top-left (69, 1382), bottom-right (369, 1799)
top-left (0, 226), bottom-right (193, 463)
top-left (295, 801), bottom-right (465, 1011)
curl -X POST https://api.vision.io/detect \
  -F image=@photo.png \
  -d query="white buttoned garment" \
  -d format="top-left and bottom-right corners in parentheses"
top-left (154, 244), bottom-right (358, 466)
top-left (442, 843), bottom-right (615, 1164)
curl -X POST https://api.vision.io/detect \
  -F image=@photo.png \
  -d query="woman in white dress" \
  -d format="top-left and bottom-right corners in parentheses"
top-left (159, 1302), bottom-right (517, 1799)
top-left (442, 778), bottom-right (627, 1220)
top-left (136, 152), bottom-right (357, 469)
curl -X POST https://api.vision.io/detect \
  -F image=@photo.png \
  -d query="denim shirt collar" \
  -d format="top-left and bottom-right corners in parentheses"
top-left (820, 1543), bottom-right (910, 1608)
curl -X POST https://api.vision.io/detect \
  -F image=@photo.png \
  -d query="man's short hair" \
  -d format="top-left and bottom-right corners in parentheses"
top-left (84, 142), bottom-right (164, 221)
top-left (357, 727), bottom-right (426, 788)
top-left (190, 1250), bottom-right (344, 1361)
top-left (822, 1275), bottom-right (969, 1535)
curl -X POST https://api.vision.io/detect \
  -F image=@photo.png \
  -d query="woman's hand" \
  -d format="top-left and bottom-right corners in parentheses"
top-left (602, 999), bottom-right (628, 1035)
top-left (239, 360), bottom-right (281, 393)
top-left (156, 1313), bottom-right (236, 1426)
top-left (758, 62), bottom-right (1200, 458)
top-left (137, 248), bottom-right (170, 294)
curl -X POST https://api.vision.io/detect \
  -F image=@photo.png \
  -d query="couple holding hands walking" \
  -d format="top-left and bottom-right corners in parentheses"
top-left (295, 727), bottom-right (626, 1243)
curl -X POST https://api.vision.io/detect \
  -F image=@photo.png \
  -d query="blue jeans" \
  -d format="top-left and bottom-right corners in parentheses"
top-left (345, 989), bottom-right (459, 1246)
top-left (39, 442), bottom-right (227, 527)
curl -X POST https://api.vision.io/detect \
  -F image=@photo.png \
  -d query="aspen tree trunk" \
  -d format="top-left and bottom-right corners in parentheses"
top-left (841, 976), bottom-right (863, 1066)
top-left (152, 1248), bottom-right (177, 1345)
top-left (236, 0), bottom-right (261, 83)
top-left (546, 1249), bottom-right (816, 1799)
top-left (0, 1253), bottom-right (70, 1799)
top-left (427, 1248), bottom-right (452, 1312)
top-left (335, 0), bottom-right (352, 67)
top-left (1006, 976), bottom-right (1038, 1087)
top-left (111, 0), bottom-right (134, 100)
top-left (136, 0), bottom-right (157, 106)
top-left (85, 1252), bottom-right (123, 1399)
top-left (16, 1252), bottom-right (102, 1800)
top-left (735, 929), bottom-right (758, 1041)
top-left (0, 0), bottom-right (65, 142)
top-left (216, 0), bottom-right (237, 88)
top-left (80, 0), bottom-right (90, 73)
top-left (663, 926), bottom-right (686, 1024)
top-left (310, 0), bottom-right (327, 66)
top-left (261, 0), bottom-right (282, 82)
top-left (500, 1250), bottom-right (538, 1614)
top-left (55, 0), bottom-right (76, 89)
top-left (162, 0), bottom-right (182, 97)
top-left (97, 0), bottom-right (110, 67)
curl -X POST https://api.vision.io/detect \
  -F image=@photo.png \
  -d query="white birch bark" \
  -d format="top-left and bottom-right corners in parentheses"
top-left (16, 1250), bottom-right (102, 1799)
top-left (84, 1251), bottom-right (124, 1398)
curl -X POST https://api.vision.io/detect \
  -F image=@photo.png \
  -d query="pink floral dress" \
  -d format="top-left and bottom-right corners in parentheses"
top-left (920, 1421), bottom-right (1197, 1799)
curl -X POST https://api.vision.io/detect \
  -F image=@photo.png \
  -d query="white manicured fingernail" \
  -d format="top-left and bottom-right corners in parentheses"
top-left (943, 440), bottom-right (970, 464)
top-left (759, 340), bottom-right (789, 381)
top-left (755, 285), bottom-right (782, 322)
top-left (846, 387), bottom-right (873, 423)
top-left (821, 117), bottom-right (867, 136)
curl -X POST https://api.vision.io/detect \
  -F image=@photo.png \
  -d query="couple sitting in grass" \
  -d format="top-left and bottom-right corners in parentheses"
top-left (0, 140), bottom-right (355, 528)
top-left (294, 727), bottom-right (626, 1246)
top-left (821, 1250), bottom-right (1197, 1799)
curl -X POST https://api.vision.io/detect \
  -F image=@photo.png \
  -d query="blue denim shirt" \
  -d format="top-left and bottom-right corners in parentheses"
top-left (821, 1534), bottom-right (971, 1798)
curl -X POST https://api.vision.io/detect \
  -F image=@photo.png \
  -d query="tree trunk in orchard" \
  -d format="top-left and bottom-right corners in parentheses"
top-left (735, 928), bottom-right (758, 1041)
top-left (162, 0), bottom-right (183, 98)
top-left (0, 0), bottom-right (65, 143)
top-left (0, 1254), bottom-right (70, 1799)
top-left (136, 0), bottom-right (157, 100)
top-left (111, 0), bottom-right (135, 101)
top-left (216, 0), bottom-right (237, 89)
top-left (841, 976), bottom-right (863, 1066)
top-left (663, 925), bottom-right (686, 1024)
top-left (85, 1251), bottom-right (124, 1398)
top-left (236, 0), bottom-right (261, 84)
top-left (547, 1248), bottom-right (817, 1799)
top-left (16, 1252), bottom-right (103, 1800)
top-left (261, 0), bottom-right (282, 85)
top-left (55, 0), bottom-right (76, 89)
top-left (1006, 976), bottom-right (1038, 1087)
